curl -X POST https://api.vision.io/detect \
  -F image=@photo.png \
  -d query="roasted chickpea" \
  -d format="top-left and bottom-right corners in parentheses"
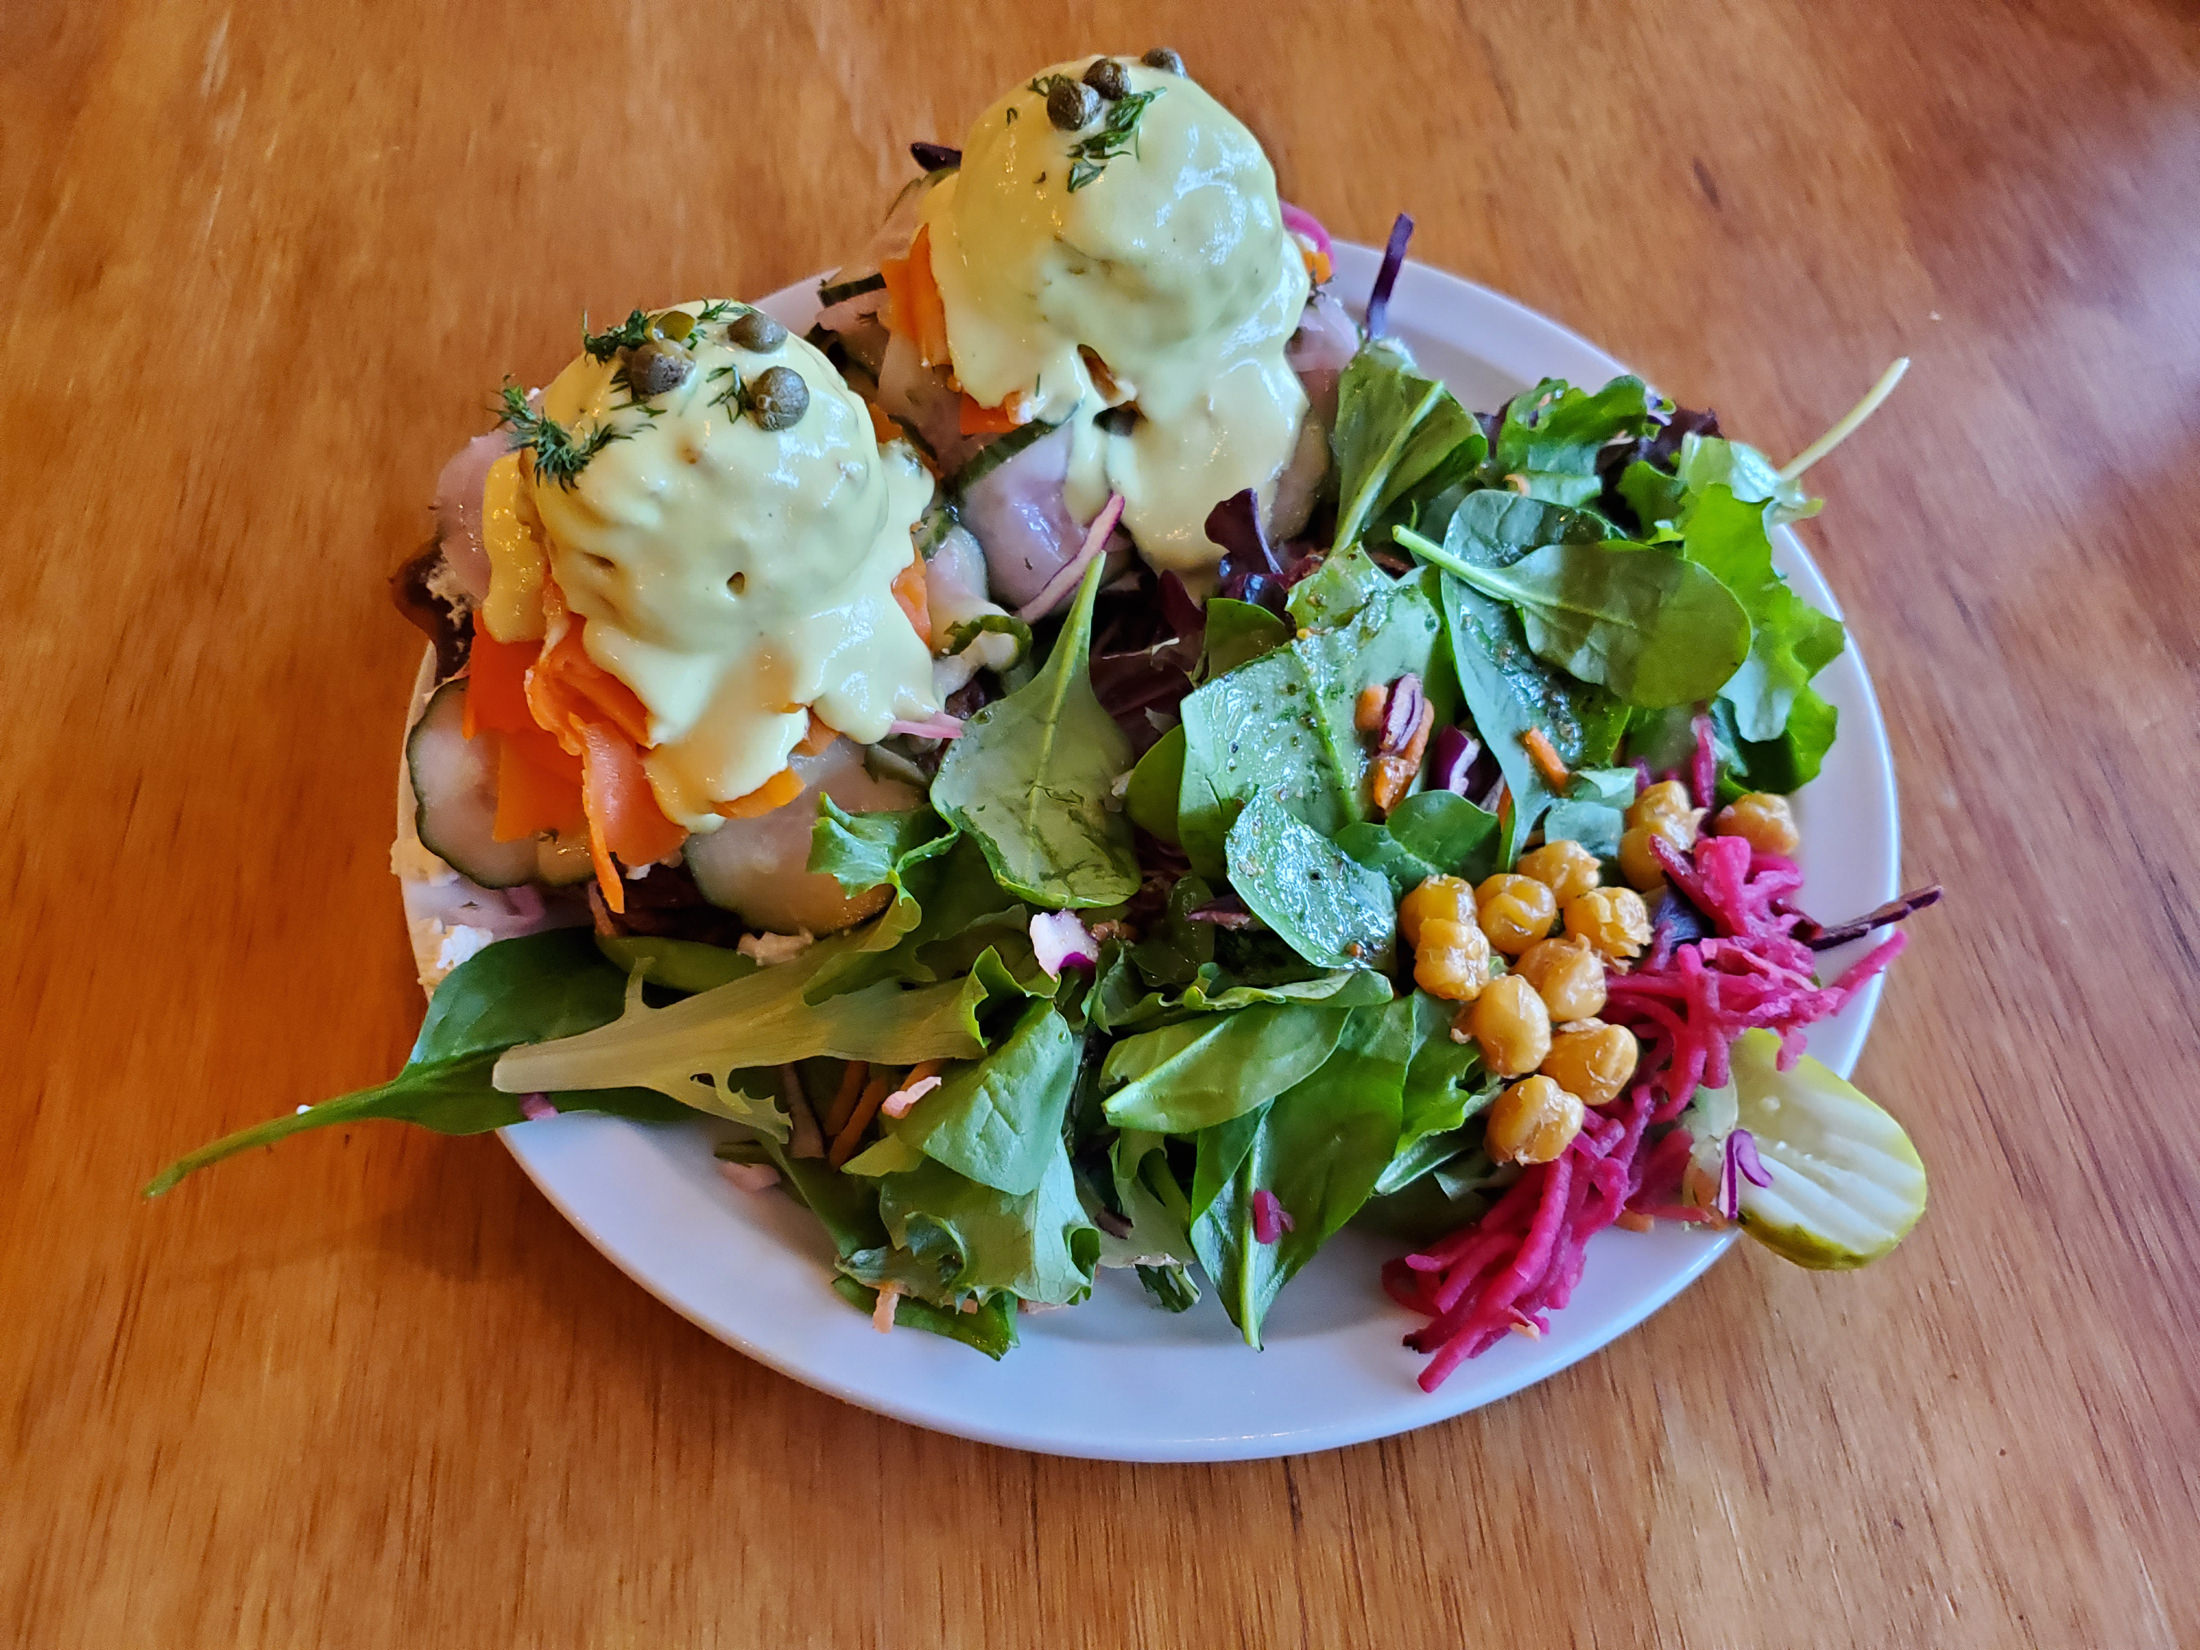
top-left (1514, 935), bottom-right (1607, 1022)
top-left (1618, 813), bottom-right (1697, 891)
top-left (1475, 873), bottom-right (1557, 956)
top-left (1467, 973), bottom-right (1552, 1077)
top-left (1539, 1020), bottom-right (1639, 1107)
top-left (1486, 1075), bottom-right (1585, 1165)
top-left (1515, 838), bottom-right (1601, 904)
top-left (1626, 779), bottom-right (1696, 831)
top-left (1412, 918), bottom-right (1491, 1003)
top-left (1399, 874), bottom-right (1476, 949)
top-left (1714, 791), bottom-right (1801, 858)
top-left (1565, 886), bottom-right (1652, 962)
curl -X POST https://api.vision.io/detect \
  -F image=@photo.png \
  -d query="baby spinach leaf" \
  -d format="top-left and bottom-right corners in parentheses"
top-left (829, 1278), bottom-right (1020, 1359)
top-left (1094, 958), bottom-right (1391, 1034)
top-left (147, 931), bottom-right (686, 1196)
top-left (887, 1002), bottom-right (1080, 1196)
top-left (1100, 1002), bottom-right (1356, 1133)
top-left (1331, 343), bottom-right (1489, 551)
top-left (1191, 998), bottom-right (1414, 1347)
top-left (1124, 723), bottom-right (1186, 844)
top-left (1539, 765), bottom-right (1638, 862)
top-left (808, 798), bottom-right (954, 893)
top-left (1199, 598), bottom-right (1293, 679)
top-left (1224, 792), bottom-right (1397, 971)
top-left (1394, 990), bottom-right (1497, 1166)
top-left (1410, 530), bottom-right (1752, 708)
top-left (1682, 486), bottom-right (1845, 742)
top-left (1335, 788), bottom-right (1501, 896)
top-left (932, 555), bottom-right (1139, 909)
top-left (1712, 688), bottom-right (1839, 797)
top-left (1176, 564), bottom-right (1454, 876)
top-left (1489, 376), bottom-right (1660, 507)
top-left (1414, 491), bottom-right (1628, 849)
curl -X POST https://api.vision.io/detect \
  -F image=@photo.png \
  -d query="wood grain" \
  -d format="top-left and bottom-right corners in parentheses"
top-left (5, 1), bottom-right (2198, 1643)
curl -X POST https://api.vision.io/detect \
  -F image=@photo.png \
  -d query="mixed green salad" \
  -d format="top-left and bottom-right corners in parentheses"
top-left (150, 248), bottom-right (1935, 1387)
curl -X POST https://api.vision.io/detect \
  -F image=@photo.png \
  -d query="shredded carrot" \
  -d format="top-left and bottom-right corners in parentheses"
top-left (957, 392), bottom-right (1023, 437)
top-left (712, 767), bottom-right (804, 821)
top-left (823, 1062), bottom-right (871, 1136)
top-left (867, 402), bottom-right (902, 445)
top-left (1077, 347), bottom-right (1121, 403)
top-left (1299, 240), bottom-right (1334, 286)
top-left (891, 556), bottom-right (932, 646)
top-left (829, 1072), bottom-right (895, 1167)
top-left (1523, 727), bottom-right (1571, 790)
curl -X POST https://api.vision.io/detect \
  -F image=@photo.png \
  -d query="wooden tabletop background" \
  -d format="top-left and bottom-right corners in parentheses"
top-left (6, 0), bottom-right (2198, 1643)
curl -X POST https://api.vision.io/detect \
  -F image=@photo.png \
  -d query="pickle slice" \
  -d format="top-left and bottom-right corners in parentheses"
top-left (1686, 1029), bottom-right (1926, 1270)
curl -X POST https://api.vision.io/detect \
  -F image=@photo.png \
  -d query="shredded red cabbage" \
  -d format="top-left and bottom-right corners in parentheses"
top-left (1280, 202), bottom-right (1334, 269)
top-left (1428, 725), bottom-right (1482, 795)
top-left (910, 141), bottom-right (961, 172)
top-left (1364, 213), bottom-right (1414, 340)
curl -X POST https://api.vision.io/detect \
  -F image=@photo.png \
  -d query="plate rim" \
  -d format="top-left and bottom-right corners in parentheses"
top-left (440, 242), bottom-right (1901, 1461)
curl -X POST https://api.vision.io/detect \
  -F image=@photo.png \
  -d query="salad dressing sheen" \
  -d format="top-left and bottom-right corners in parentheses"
top-left (481, 306), bottom-right (938, 832)
top-left (921, 59), bottom-right (1311, 573)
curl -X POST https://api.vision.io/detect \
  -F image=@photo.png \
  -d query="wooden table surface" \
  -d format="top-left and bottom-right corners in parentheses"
top-left (7, 1), bottom-right (2199, 1643)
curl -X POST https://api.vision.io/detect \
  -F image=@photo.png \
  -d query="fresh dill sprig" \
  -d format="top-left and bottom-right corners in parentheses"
top-left (582, 308), bottom-right (652, 361)
top-left (707, 362), bottom-right (747, 415)
top-left (495, 382), bottom-right (626, 489)
top-left (1066, 87), bottom-right (1161, 191)
top-left (694, 299), bottom-right (736, 326)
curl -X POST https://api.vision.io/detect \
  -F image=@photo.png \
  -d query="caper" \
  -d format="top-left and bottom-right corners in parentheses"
top-left (1082, 57), bottom-right (1130, 100)
top-left (652, 309), bottom-right (696, 344)
top-left (747, 364), bottom-right (809, 430)
top-left (625, 342), bottom-right (692, 398)
top-left (1141, 47), bottom-right (1185, 74)
top-left (1047, 77), bottom-right (1101, 131)
top-left (726, 308), bottom-right (787, 352)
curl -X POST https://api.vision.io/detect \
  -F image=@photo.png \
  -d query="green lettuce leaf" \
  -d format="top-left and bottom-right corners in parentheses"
top-left (1489, 376), bottom-right (1660, 507)
top-left (829, 1278), bottom-right (1020, 1359)
top-left (877, 1001), bottom-right (1080, 1196)
top-left (146, 930), bottom-right (688, 1196)
top-left (853, 1148), bottom-right (1100, 1307)
top-left (931, 554), bottom-right (1139, 909)
top-left (1682, 486), bottom-right (1846, 742)
top-left (1331, 343), bottom-right (1488, 551)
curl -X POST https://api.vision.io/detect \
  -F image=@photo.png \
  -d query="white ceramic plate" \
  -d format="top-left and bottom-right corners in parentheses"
top-left (439, 244), bottom-right (1900, 1461)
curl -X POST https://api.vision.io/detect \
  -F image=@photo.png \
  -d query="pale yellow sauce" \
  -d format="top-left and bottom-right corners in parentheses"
top-left (922, 58), bottom-right (1310, 573)
top-left (479, 304), bottom-right (938, 832)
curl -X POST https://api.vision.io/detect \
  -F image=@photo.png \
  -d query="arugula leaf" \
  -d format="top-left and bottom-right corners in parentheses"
top-left (1417, 491), bottom-right (1628, 848)
top-left (883, 1002), bottom-right (1080, 1196)
top-left (492, 935), bottom-right (1041, 1133)
top-left (932, 555), bottom-right (1139, 909)
top-left (1406, 531), bottom-right (1752, 709)
top-left (1331, 344), bottom-right (1489, 551)
top-left (1190, 998), bottom-right (1414, 1346)
top-left (147, 931), bottom-right (686, 1196)
top-left (860, 1149), bottom-right (1100, 1307)
top-left (829, 1278), bottom-right (1020, 1359)
top-left (1489, 376), bottom-right (1660, 507)
top-left (1335, 787), bottom-right (1501, 896)
top-left (1100, 1002), bottom-right (1357, 1132)
top-left (1176, 564), bottom-right (1454, 876)
top-left (1224, 792), bottom-right (1397, 970)
top-left (1681, 486), bottom-right (1845, 742)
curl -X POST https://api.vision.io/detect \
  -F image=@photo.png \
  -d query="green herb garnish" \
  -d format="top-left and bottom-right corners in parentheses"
top-left (581, 308), bottom-right (652, 361)
top-left (495, 382), bottom-right (625, 490)
top-left (707, 362), bottom-right (746, 415)
top-left (1066, 87), bottom-right (1161, 191)
top-left (694, 299), bottom-right (736, 326)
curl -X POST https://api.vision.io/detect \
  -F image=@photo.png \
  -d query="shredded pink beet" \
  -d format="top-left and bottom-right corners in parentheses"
top-left (888, 713), bottom-right (964, 741)
top-left (1251, 1190), bottom-right (1295, 1244)
top-left (517, 1093), bottom-right (558, 1122)
top-left (1280, 202), bottom-right (1334, 266)
top-left (1691, 715), bottom-right (1718, 810)
top-left (1392, 835), bottom-right (1917, 1388)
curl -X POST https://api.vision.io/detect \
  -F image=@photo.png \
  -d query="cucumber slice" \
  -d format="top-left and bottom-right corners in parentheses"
top-left (407, 680), bottom-right (589, 889)
top-left (946, 416), bottom-right (1058, 498)
top-left (1686, 1029), bottom-right (1927, 1269)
